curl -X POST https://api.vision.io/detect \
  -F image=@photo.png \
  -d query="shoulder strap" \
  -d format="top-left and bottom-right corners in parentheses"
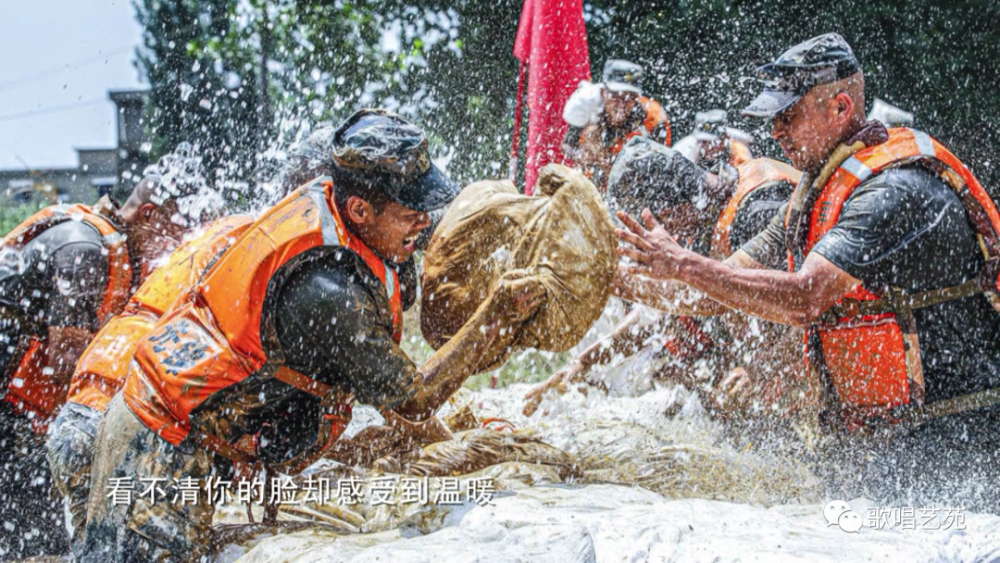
top-left (78, 211), bottom-right (132, 323)
top-left (712, 158), bottom-right (802, 259)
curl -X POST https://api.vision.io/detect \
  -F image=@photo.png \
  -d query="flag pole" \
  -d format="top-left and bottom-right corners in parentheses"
top-left (510, 59), bottom-right (527, 183)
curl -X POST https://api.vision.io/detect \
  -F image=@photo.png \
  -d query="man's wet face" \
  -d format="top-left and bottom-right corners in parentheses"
top-left (365, 200), bottom-right (432, 263)
top-left (604, 91), bottom-right (640, 129)
top-left (699, 138), bottom-right (726, 168)
top-left (770, 92), bottom-right (840, 172)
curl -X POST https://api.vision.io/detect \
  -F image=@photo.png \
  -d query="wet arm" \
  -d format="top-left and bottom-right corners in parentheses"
top-left (523, 307), bottom-right (667, 415)
top-left (394, 301), bottom-right (506, 420)
top-left (617, 210), bottom-right (860, 328)
top-left (396, 272), bottom-right (544, 420)
top-left (570, 309), bottom-right (666, 376)
top-left (614, 252), bottom-right (761, 316)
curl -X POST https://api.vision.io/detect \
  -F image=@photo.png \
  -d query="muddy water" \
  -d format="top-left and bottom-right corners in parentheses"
top-left (225, 375), bottom-right (1000, 562)
top-left (220, 301), bottom-right (1000, 561)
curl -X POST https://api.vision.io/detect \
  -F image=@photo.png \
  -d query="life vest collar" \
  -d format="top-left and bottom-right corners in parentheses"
top-left (711, 157), bottom-right (801, 259)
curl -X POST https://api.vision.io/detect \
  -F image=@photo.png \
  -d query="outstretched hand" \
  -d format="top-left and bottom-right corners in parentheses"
top-left (614, 209), bottom-right (688, 280)
top-left (522, 360), bottom-right (583, 417)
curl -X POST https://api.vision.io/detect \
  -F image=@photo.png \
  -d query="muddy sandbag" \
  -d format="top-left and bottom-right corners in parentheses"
top-left (373, 429), bottom-right (579, 479)
top-left (421, 163), bottom-right (616, 373)
top-left (325, 415), bottom-right (454, 468)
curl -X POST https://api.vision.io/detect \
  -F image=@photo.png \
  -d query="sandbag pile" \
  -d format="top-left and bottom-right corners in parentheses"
top-left (421, 163), bottom-right (617, 373)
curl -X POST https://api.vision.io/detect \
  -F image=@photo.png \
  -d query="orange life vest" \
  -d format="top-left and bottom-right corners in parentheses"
top-left (1, 204), bottom-right (131, 430)
top-left (787, 128), bottom-right (1000, 429)
top-left (664, 158), bottom-right (802, 360)
top-left (66, 215), bottom-right (253, 413)
top-left (608, 97), bottom-right (672, 155)
top-left (123, 178), bottom-right (403, 471)
top-left (729, 139), bottom-right (753, 167)
top-left (712, 158), bottom-right (803, 260)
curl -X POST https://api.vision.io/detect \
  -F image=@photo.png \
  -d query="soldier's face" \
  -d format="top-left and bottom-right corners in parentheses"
top-left (604, 91), bottom-right (639, 128)
top-left (771, 91), bottom-right (841, 172)
top-left (362, 200), bottom-right (432, 263)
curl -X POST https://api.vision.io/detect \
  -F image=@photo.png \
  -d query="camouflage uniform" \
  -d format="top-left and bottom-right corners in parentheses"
top-left (80, 395), bottom-right (215, 563)
top-left (0, 401), bottom-right (69, 558)
top-left (46, 401), bottom-right (103, 547)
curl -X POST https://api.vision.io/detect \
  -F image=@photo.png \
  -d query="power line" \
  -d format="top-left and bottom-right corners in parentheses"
top-left (0, 99), bottom-right (108, 123)
top-left (0, 47), bottom-right (134, 94)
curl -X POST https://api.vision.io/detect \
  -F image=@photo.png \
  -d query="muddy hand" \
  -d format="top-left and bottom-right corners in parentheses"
top-left (492, 269), bottom-right (547, 325)
top-left (615, 209), bottom-right (686, 280)
top-left (522, 361), bottom-right (580, 416)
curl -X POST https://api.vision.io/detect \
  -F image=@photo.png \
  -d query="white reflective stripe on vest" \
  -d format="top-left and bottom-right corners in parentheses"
top-left (383, 261), bottom-right (397, 302)
top-left (911, 130), bottom-right (937, 159)
top-left (307, 180), bottom-right (397, 304)
top-left (103, 232), bottom-right (125, 246)
top-left (840, 156), bottom-right (873, 183)
top-left (307, 182), bottom-right (344, 247)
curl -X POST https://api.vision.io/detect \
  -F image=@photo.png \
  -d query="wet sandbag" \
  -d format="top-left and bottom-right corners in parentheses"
top-left (421, 163), bottom-right (616, 373)
top-left (373, 429), bottom-right (579, 479)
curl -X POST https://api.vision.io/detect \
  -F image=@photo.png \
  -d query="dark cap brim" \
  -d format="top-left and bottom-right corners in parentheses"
top-left (392, 164), bottom-right (460, 212)
top-left (742, 89), bottom-right (803, 118)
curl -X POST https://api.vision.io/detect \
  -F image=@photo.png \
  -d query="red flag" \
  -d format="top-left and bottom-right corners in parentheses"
top-left (512, 0), bottom-right (590, 194)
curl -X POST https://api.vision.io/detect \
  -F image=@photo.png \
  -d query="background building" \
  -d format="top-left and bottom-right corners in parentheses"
top-left (0, 89), bottom-right (149, 206)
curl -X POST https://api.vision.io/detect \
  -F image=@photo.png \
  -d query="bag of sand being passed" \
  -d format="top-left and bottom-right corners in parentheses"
top-left (421, 163), bottom-right (617, 373)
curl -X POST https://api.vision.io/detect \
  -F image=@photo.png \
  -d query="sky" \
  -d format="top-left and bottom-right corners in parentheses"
top-left (0, 0), bottom-right (146, 170)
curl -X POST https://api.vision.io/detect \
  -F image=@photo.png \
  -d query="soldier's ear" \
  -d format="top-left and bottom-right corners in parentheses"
top-left (343, 195), bottom-right (374, 226)
top-left (834, 92), bottom-right (854, 121)
top-left (139, 203), bottom-right (157, 221)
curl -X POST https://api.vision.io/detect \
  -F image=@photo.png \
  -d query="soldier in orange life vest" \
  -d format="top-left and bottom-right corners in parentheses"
top-left (673, 109), bottom-right (753, 171)
top-left (80, 109), bottom-right (545, 562)
top-left (524, 135), bottom-right (807, 420)
top-left (0, 143), bottom-right (207, 559)
top-left (45, 214), bottom-right (252, 550)
top-left (562, 59), bottom-right (671, 190)
top-left (615, 33), bottom-right (1000, 512)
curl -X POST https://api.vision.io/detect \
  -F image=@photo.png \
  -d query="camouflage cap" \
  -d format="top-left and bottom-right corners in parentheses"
top-left (332, 108), bottom-right (459, 212)
top-left (693, 110), bottom-right (728, 142)
top-left (744, 33), bottom-right (862, 118)
top-left (603, 59), bottom-right (643, 95)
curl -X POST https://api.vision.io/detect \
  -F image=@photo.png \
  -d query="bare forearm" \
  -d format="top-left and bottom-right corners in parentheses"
top-left (615, 210), bottom-right (858, 332)
top-left (673, 251), bottom-right (824, 327)
top-left (395, 305), bottom-right (502, 420)
top-left (615, 273), bottom-right (728, 316)
top-left (575, 310), bottom-right (658, 371)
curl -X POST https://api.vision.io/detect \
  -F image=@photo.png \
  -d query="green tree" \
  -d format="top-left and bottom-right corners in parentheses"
top-left (135, 0), bottom-right (266, 189)
top-left (135, 0), bottom-right (1000, 194)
